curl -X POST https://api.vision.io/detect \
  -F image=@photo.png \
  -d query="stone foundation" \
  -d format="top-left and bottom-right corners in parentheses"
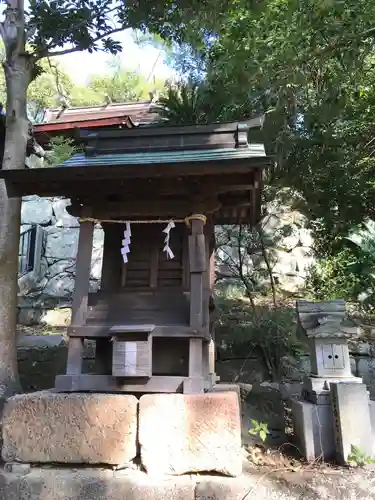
top-left (139, 392), bottom-right (242, 477)
top-left (2, 392), bottom-right (138, 465)
top-left (1, 464), bottom-right (374, 500)
top-left (1, 390), bottom-right (241, 476)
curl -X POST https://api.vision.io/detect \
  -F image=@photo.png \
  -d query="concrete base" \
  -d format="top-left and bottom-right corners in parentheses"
top-left (303, 375), bottom-right (363, 404)
top-left (1, 465), bottom-right (375, 500)
top-left (291, 399), bottom-right (335, 461)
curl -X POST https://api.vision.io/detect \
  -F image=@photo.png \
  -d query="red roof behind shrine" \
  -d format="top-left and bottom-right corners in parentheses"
top-left (33, 100), bottom-right (159, 145)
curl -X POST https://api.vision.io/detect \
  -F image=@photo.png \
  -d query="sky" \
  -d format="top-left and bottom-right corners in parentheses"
top-left (0, 2), bottom-right (174, 84)
top-left (59, 30), bottom-right (174, 84)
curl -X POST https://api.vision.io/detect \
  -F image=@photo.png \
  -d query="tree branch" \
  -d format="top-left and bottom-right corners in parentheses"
top-left (38, 26), bottom-right (126, 59)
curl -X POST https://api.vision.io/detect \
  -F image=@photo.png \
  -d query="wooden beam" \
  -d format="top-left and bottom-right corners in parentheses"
top-left (92, 198), bottom-right (221, 219)
top-left (66, 209), bottom-right (94, 376)
top-left (65, 174), bottom-right (257, 202)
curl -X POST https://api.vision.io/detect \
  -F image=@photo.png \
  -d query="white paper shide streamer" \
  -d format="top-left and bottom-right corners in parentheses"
top-left (163, 221), bottom-right (175, 259)
top-left (121, 222), bottom-right (132, 263)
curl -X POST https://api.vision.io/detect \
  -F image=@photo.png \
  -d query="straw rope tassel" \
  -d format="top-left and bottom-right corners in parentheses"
top-left (79, 214), bottom-right (207, 226)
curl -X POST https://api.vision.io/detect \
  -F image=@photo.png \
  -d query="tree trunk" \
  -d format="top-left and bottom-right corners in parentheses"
top-left (0, 29), bottom-right (31, 397)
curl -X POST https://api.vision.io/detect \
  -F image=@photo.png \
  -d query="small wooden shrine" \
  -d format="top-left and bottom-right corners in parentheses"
top-left (2, 117), bottom-right (270, 394)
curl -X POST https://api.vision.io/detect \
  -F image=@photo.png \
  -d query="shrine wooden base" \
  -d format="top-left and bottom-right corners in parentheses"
top-left (54, 374), bottom-right (206, 394)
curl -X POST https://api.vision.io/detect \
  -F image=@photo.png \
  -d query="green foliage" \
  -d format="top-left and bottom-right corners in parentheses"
top-left (347, 445), bottom-right (375, 467)
top-left (145, 0), bottom-right (375, 255)
top-left (307, 248), bottom-right (368, 302)
top-left (86, 57), bottom-right (165, 104)
top-left (27, 60), bottom-right (75, 121)
top-left (249, 419), bottom-right (270, 443)
top-left (44, 136), bottom-right (77, 167)
top-left (308, 219), bottom-right (375, 310)
top-left (154, 82), bottom-right (214, 125)
top-left (216, 289), bottom-right (303, 381)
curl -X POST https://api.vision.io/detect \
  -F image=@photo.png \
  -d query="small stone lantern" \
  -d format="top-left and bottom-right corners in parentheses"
top-left (296, 299), bottom-right (362, 403)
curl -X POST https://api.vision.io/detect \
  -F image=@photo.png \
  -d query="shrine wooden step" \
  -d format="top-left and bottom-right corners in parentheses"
top-left (109, 324), bottom-right (155, 334)
top-left (67, 324), bottom-right (209, 339)
top-left (54, 374), bottom-right (193, 393)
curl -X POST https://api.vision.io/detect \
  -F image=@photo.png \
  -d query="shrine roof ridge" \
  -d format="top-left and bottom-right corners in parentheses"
top-left (78, 115), bottom-right (265, 158)
top-left (59, 145), bottom-right (266, 168)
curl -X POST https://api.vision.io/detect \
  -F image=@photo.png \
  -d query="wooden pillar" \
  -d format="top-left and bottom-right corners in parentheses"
top-left (66, 210), bottom-right (94, 376)
top-left (203, 221), bottom-right (218, 389)
top-left (96, 224), bottom-right (122, 374)
top-left (101, 224), bottom-right (122, 291)
top-left (184, 217), bottom-right (206, 394)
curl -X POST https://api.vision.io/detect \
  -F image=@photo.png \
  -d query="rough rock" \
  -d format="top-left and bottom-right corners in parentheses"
top-left (52, 198), bottom-right (80, 228)
top-left (43, 273), bottom-right (75, 297)
top-left (46, 260), bottom-right (75, 279)
top-left (2, 392), bottom-right (138, 465)
top-left (40, 307), bottom-right (72, 326)
top-left (139, 392), bottom-right (242, 477)
top-left (17, 307), bottom-right (43, 326)
top-left (21, 197), bottom-right (53, 225)
top-left (45, 227), bottom-right (80, 260)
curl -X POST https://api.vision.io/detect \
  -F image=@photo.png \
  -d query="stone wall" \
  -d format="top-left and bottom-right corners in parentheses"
top-left (18, 196), bottom-right (104, 325)
top-left (262, 201), bottom-right (314, 293)
top-left (216, 200), bottom-right (315, 294)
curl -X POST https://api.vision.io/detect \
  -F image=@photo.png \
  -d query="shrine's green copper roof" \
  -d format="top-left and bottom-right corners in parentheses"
top-left (60, 145), bottom-right (266, 168)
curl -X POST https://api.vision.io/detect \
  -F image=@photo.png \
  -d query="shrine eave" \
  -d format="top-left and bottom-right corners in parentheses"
top-left (0, 146), bottom-right (270, 199)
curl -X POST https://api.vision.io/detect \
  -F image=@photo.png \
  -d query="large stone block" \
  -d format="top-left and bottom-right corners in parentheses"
top-left (291, 399), bottom-right (335, 462)
top-left (2, 392), bottom-right (137, 465)
top-left (330, 382), bottom-right (373, 464)
top-left (21, 197), bottom-right (53, 225)
top-left (139, 391), bottom-right (242, 477)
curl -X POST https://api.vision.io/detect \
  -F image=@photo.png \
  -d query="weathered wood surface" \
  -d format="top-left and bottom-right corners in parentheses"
top-left (79, 117), bottom-right (264, 156)
top-left (85, 290), bottom-right (190, 326)
top-left (67, 210), bottom-right (94, 376)
top-left (101, 224), bottom-right (123, 292)
top-left (109, 325), bottom-right (155, 334)
top-left (188, 234), bottom-right (206, 273)
top-left (93, 198), bottom-right (220, 220)
top-left (121, 224), bottom-right (184, 289)
top-left (189, 219), bottom-right (205, 332)
top-left (95, 338), bottom-right (112, 375)
top-left (68, 324), bottom-right (208, 339)
top-left (187, 217), bottom-right (206, 392)
top-left (54, 374), bottom-right (190, 393)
